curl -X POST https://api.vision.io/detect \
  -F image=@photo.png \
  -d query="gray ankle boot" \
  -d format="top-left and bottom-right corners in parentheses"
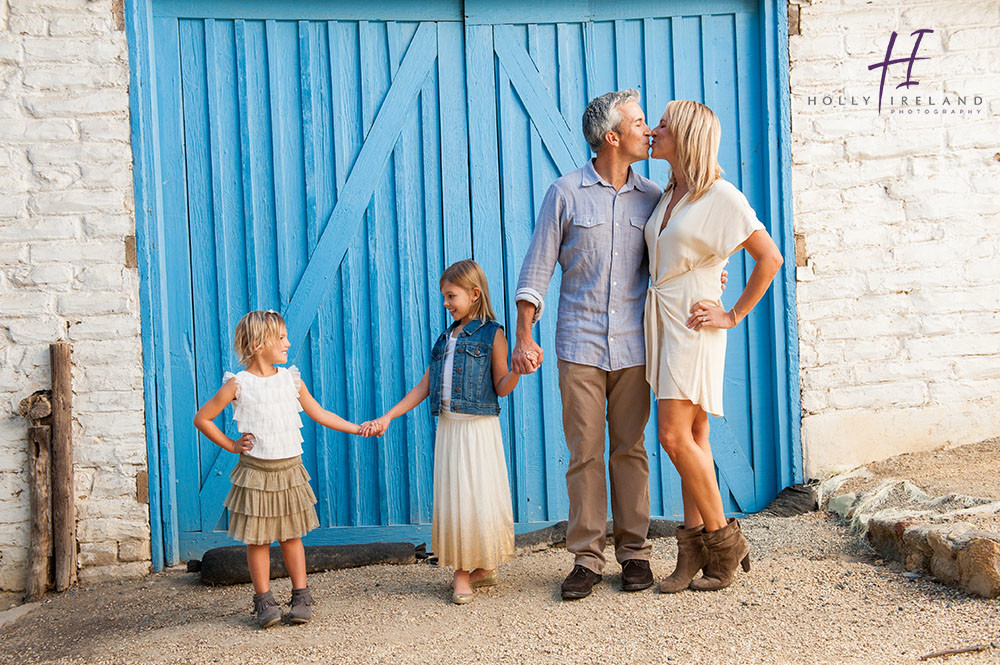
top-left (288, 587), bottom-right (314, 624)
top-left (253, 590), bottom-right (281, 629)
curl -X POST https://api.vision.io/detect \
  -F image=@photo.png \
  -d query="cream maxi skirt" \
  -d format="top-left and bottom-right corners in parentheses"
top-left (224, 454), bottom-right (319, 545)
top-left (432, 410), bottom-right (515, 571)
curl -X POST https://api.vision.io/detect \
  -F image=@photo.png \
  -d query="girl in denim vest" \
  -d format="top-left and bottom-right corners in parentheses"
top-left (362, 260), bottom-right (524, 604)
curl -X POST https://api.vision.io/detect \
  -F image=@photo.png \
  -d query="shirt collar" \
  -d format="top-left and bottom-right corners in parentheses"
top-left (447, 317), bottom-right (489, 337)
top-left (580, 159), bottom-right (651, 193)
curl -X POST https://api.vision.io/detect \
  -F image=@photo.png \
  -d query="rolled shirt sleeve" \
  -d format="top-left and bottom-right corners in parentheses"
top-left (515, 184), bottom-right (565, 324)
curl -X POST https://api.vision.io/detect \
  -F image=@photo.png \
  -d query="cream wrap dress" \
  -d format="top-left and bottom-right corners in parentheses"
top-left (643, 179), bottom-right (764, 416)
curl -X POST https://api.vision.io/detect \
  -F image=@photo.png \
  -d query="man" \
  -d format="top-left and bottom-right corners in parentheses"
top-left (512, 89), bottom-right (660, 599)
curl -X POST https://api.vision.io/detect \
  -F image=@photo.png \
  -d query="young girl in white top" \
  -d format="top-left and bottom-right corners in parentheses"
top-left (362, 260), bottom-right (525, 604)
top-left (194, 310), bottom-right (364, 628)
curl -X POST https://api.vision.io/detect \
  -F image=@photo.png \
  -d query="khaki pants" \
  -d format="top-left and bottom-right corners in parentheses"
top-left (558, 360), bottom-right (651, 573)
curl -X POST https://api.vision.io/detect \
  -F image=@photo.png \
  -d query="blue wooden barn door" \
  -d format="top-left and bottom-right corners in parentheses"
top-left (465, 1), bottom-right (778, 522)
top-left (137, 0), bottom-right (793, 562)
top-left (149, 5), bottom-right (478, 558)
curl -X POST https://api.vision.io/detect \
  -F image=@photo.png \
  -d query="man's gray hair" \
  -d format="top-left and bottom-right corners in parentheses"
top-left (582, 89), bottom-right (640, 153)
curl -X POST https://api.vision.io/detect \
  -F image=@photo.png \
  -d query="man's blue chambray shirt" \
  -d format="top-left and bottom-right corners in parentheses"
top-left (515, 160), bottom-right (662, 371)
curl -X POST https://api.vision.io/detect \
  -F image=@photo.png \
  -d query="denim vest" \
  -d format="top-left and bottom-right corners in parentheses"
top-left (428, 318), bottom-right (502, 417)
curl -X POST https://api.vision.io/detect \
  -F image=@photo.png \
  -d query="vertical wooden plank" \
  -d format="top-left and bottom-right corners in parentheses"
top-left (153, 15), bottom-right (189, 551)
top-left (311, 21), bottom-right (349, 527)
top-left (735, 10), bottom-right (777, 510)
top-left (411, 70), bottom-right (437, 525)
top-left (299, 20), bottom-right (333, 526)
top-left (386, 21), bottom-right (422, 525)
top-left (360, 20), bottom-right (393, 525)
top-left (264, 21), bottom-right (315, 499)
top-left (203, 19), bottom-right (245, 492)
top-left (179, 18), bottom-right (220, 533)
top-left (702, 14), bottom-right (741, 513)
top-left (49, 343), bottom-right (75, 591)
top-left (465, 22), bottom-right (511, 508)
top-left (671, 16), bottom-right (703, 102)
top-left (437, 23), bottom-right (472, 268)
top-left (640, 16), bottom-right (666, 517)
top-left (124, 0), bottom-right (166, 570)
top-left (556, 22), bottom-right (589, 159)
top-left (465, 25), bottom-right (504, 308)
top-left (328, 19), bottom-right (371, 527)
top-left (763, 0), bottom-right (802, 488)
top-left (497, 23), bottom-right (531, 522)
top-left (643, 17), bottom-right (671, 186)
top-left (614, 19), bottom-right (647, 179)
top-left (585, 20), bottom-right (615, 99)
top-left (26, 425), bottom-right (51, 600)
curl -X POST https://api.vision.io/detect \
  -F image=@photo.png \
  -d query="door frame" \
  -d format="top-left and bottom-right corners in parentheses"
top-left (125, 0), bottom-right (800, 570)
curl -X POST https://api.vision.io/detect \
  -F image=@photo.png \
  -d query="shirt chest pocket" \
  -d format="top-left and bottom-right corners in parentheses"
top-left (627, 216), bottom-right (648, 256)
top-left (453, 342), bottom-right (491, 396)
top-left (569, 215), bottom-right (607, 253)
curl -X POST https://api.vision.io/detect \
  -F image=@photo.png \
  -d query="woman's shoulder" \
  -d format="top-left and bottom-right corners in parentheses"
top-left (707, 179), bottom-right (751, 205)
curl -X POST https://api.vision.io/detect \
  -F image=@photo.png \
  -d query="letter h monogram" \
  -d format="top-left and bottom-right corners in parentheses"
top-left (868, 29), bottom-right (934, 114)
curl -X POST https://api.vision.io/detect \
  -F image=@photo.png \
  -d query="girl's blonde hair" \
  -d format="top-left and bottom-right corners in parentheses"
top-left (233, 310), bottom-right (285, 366)
top-left (440, 259), bottom-right (497, 322)
top-left (664, 100), bottom-right (723, 203)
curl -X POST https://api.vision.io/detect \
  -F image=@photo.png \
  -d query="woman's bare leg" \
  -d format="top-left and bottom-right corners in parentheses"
top-left (658, 399), bottom-right (726, 531)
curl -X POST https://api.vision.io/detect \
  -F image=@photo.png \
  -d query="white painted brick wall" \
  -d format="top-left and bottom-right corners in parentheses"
top-left (0, 0), bottom-right (149, 593)
top-left (790, 0), bottom-right (1000, 477)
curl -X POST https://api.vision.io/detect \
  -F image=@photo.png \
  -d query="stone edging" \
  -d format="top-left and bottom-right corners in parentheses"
top-left (819, 470), bottom-right (1000, 598)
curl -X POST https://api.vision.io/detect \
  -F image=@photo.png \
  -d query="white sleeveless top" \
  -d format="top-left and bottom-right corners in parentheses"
top-left (439, 336), bottom-right (458, 412)
top-left (222, 365), bottom-right (304, 459)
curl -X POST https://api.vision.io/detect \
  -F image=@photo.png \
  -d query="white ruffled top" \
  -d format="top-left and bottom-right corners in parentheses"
top-left (222, 365), bottom-right (304, 460)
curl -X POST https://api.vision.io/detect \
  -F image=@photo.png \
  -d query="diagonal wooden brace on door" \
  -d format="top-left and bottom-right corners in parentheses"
top-left (493, 24), bottom-right (578, 175)
top-left (281, 21), bottom-right (437, 357)
top-left (710, 416), bottom-right (756, 512)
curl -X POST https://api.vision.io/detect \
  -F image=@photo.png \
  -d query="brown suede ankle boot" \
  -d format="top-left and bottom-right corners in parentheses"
top-left (689, 518), bottom-right (750, 592)
top-left (658, 525), bottom-right (707, 593)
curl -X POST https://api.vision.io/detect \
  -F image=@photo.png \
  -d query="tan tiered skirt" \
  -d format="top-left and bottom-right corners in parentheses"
top-left (223, 455), bottom-right (319, 545)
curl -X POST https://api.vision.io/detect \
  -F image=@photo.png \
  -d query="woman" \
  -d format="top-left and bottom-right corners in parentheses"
top-left (644, 100), bottom-right (783, 592)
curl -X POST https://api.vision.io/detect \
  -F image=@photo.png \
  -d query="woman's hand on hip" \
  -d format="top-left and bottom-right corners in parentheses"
top-left (687, 300), bottom-right (736, 331)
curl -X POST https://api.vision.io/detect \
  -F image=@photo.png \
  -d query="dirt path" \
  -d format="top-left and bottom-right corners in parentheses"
top-left (2, 511), bottom-right (999, 665)
top-left (4, 439), bottom-right (1000, 665)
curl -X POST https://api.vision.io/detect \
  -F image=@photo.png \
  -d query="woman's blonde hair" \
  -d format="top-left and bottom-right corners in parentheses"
top-left (664, 100), bottom-right (723, 203)
top-left (440, 259), bottom-right (497, 322)
top-left (233, 310), bottom-right (285, 366)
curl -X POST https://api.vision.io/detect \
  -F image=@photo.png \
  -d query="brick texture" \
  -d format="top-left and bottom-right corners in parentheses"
top-left (790, 0), bottom-right (1000, 477)
top-left (0, 0), bottom-right (149, 592)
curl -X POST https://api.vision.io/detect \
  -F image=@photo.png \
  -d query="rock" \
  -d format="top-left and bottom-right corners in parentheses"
top-left (957, 538), bottom-right (1000, 598)
top-left (828, 493), bottom-right (856, 519)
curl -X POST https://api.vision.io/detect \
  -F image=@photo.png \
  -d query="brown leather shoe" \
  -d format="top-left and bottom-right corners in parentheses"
top-left (561, 564), bottom-right (602, 600)
top-left (621, 558), bottom-right (654, 591)
top-left (658, 525), bottom-right (708, 593)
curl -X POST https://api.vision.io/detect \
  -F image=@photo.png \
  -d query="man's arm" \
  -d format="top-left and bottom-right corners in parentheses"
top-left (512, 184), bottom-right (565, 374)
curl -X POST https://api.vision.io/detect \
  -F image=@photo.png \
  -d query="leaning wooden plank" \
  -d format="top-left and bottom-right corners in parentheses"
top-left (50, 343), bottom-right (76, 591)
top-left (27, 425), bottom-right (52, 601)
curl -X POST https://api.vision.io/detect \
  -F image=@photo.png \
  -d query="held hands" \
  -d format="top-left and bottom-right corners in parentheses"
top-left (511, 339), bottom-right (542, 375)
top-left (231, 433), bottom-right (255, 454)
top-left (359, 416), bottom-right (391, 438)
top-left (687, 299), bottom-right (737, 331)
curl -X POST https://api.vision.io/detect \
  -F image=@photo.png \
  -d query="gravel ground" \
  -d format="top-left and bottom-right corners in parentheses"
top-left (3, 511), bottom-right (1000, 665)
top-left (840, 437), bottom-right (1000, 500)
